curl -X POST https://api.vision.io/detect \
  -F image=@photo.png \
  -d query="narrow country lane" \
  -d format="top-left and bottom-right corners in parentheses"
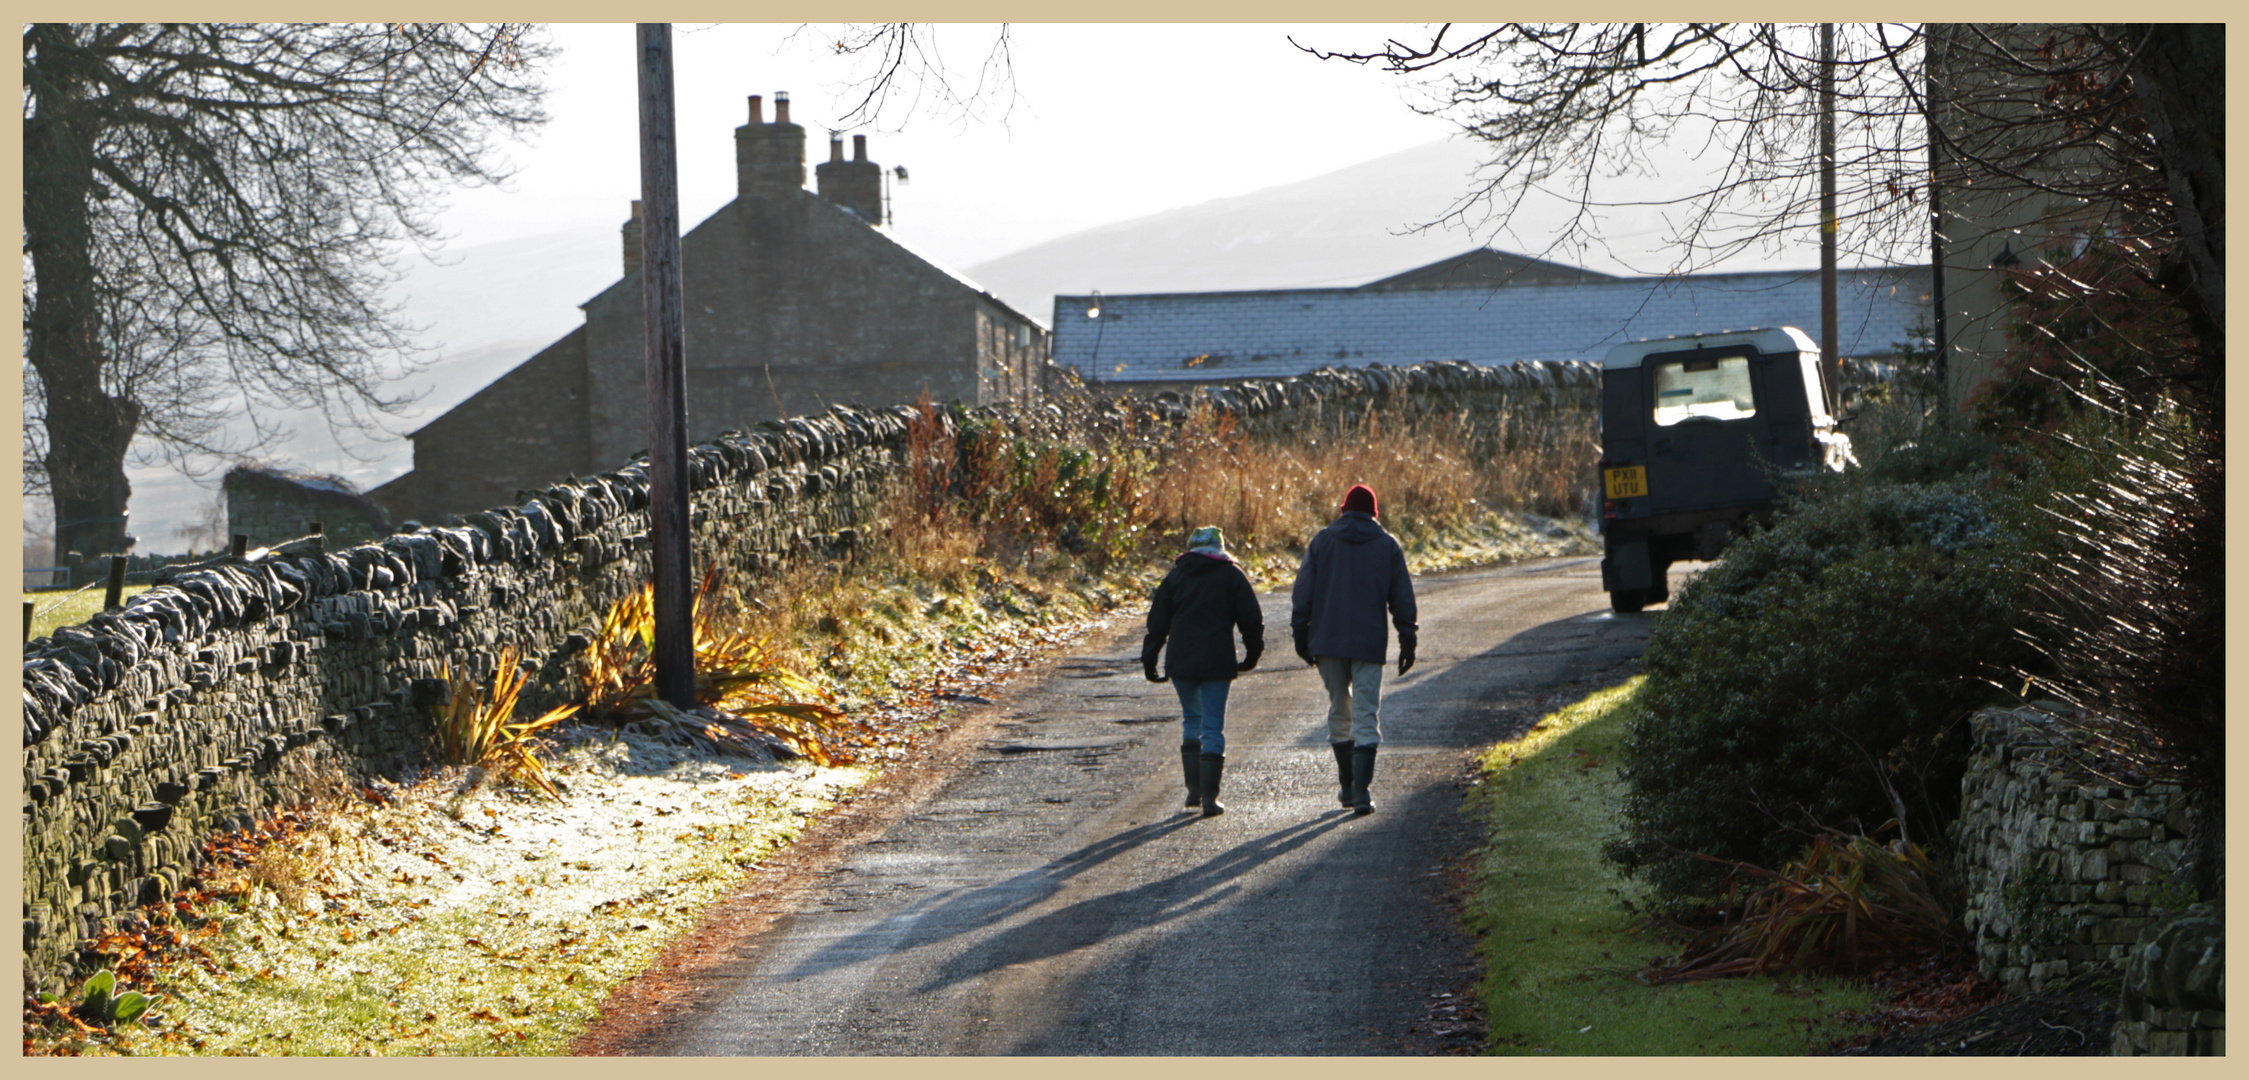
top-left (621, 555), bottom-right (1673, 1055)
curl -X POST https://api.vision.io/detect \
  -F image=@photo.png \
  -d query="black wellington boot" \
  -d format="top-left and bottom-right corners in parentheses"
top-left (1181, 740), bottom-right (1203, 809)
top-left (1198, 754), bottom-right (1226, 817)
top-left (1331, 741), bottom-right (1356, 808)
top-left (1350, 744), bottom-right (1378, 816)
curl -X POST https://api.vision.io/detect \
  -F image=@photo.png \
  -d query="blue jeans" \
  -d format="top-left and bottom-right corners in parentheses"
top-left (1173, 677), bottom-right (1232, 756)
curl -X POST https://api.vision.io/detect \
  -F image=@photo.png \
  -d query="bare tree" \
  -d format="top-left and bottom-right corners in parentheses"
top-left (789, 22), bottom-right (1021, 131)
top-left (22, 23), bottom-right (551, 568)
top-left (1297, 24), bottom-right (1934, 273)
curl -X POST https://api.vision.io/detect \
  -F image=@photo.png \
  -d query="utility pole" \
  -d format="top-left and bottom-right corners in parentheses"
top-left (637, 24), bottom-right (696, 709)
top-left (1925, 26), bottom-right (1950, 415)
top-left (1819, 22), bottom-right (1840, 410)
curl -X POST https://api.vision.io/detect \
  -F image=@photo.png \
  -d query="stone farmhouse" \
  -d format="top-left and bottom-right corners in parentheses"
top-left (1051, 247), bottom-right (1931, 391)
top-left (371, 92), bottom-right (1049, 526)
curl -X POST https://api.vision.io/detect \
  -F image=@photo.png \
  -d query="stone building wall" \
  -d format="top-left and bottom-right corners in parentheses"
top-left (21, 359), bottom-right (1592, 995)
top-left (221, 468), bottom-right (393, 549)
top-left (371, 101), bottom-right (1050, 530)
top-left (384, 328), bottom-right (593, 521)
top-left (1952, 705), bottom-right (2203, 997)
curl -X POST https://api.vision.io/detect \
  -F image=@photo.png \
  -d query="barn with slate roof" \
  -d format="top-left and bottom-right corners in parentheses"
top-left (1053, 250), bottom-right (1930, 389)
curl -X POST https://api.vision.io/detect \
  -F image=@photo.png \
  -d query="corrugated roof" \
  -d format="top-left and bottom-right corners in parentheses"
top-left (1053, 265), bottom-right (1930, 383)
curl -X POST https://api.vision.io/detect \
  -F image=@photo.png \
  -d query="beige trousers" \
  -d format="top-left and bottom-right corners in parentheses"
top-left (1316, 657), bottom-right (1383, 746)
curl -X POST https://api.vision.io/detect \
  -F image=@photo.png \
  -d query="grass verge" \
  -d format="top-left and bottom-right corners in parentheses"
top-left (26, 584), bottom-right (154, 641)
top-left (1466, 676), bottom-right (1877, 1055)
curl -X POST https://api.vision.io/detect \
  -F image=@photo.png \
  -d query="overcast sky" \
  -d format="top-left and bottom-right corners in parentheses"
top-left (429, 23), bottom-right (1463, 267)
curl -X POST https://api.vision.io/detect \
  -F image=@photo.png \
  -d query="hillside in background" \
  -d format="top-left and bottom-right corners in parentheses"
top-left (963, 138), bottom-right (1503, 319)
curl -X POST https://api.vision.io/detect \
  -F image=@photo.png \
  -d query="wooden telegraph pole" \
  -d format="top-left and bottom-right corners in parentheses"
top-left (1925, 26), bottom-right (1950, 412)
top-left (636, 24), bottom-right (696, 708)
top-left (1819, 23), bottom-right (1840, 409)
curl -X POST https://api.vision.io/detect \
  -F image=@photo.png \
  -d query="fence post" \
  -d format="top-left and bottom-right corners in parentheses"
top-left (308, 521), bottom-right (324, 558)
top-left (104, 555), bottom-right (127, 611)
top-left (23, 600), bottom-right (33, 642)
top-left (231, 534), bottom-right (249, 561)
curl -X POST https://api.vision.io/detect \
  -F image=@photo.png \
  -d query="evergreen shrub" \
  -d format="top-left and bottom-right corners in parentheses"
top-left (1605, 473), bottom-right (2035, 905)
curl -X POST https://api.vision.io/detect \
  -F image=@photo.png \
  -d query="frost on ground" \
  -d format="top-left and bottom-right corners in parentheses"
top-left (24, 507), bottom-right (1595, 1056)
top-left (40, 731), bottom-right (868, 1057)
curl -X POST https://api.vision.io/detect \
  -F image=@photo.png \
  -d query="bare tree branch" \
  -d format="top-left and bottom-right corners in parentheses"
top-left (795, 23), bottom-right (1021, 133)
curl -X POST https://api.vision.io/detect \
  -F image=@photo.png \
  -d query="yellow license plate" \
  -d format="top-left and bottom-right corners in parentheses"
top-left (1604, 466), bottom-right (1648, 499)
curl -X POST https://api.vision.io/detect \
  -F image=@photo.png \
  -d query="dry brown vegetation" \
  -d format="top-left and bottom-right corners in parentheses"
top-left (899, 386), bottom-right (1596, 569)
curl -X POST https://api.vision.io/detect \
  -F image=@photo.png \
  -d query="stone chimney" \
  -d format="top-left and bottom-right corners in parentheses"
top-left (816, 131), bottom-right (885, 223)
top-left (621, 199), bottom-right (643, 273)
top-left (735, 90), bottom-right (805, 198)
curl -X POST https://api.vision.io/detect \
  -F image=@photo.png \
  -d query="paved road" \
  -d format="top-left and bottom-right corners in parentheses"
top-left (655, 555), bottom-right (1665, 1055)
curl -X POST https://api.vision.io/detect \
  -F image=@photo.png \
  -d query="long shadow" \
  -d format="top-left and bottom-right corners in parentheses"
top-left (1013, 770), bottom-right (1478, 1053)
top-left (780, 813), bottom-right (1201, 980)
top-left (914, 812), bottom-right (1353, 993)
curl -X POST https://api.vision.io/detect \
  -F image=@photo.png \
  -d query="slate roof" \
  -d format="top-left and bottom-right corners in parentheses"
top-left (1358, 246), bottom-right (1617, 289)
top-left (1052, 261), bottom-right (1932, 384)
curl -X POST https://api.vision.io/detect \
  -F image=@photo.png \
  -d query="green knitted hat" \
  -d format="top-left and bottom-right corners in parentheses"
top-left (1187, 525), bottom-right (1226, 552)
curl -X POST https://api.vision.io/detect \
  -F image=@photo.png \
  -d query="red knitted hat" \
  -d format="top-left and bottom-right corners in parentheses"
top-left (1340, 484), bottom-right (1378, 517)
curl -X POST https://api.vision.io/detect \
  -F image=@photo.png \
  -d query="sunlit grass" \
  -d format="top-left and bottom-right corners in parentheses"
top-left (1467, 677), bottom-right (1877, 1055)
top-left (25, 584), bottom-right (154, 640)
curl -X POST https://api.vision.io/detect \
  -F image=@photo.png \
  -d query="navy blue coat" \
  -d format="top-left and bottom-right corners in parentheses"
top-left (1290, 512), bottom-right (1418, 663)
top-left (1143, 553), bottom-right (1265, 681)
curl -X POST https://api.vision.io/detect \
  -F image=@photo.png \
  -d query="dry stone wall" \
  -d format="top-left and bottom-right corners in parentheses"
top-left (19, 360), bottom-right (1595, 995)
top-left (1951, 706), bottom-right (2213, 1011)
top-left (2111, 902), bottom-right (2224, 1055)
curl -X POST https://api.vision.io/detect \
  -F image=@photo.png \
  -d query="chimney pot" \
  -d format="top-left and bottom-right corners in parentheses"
top-left (775, 91), bottom-right (790, 126)
top-left (829, 134), bottom-right (844, 163)
top-left (853, 134), bottom-right (867, 162)
top-left (747, 95), bottom-right (762, 124)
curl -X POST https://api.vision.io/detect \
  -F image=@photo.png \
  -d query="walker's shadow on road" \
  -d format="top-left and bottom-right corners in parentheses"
top-left (916, 812), bottom-right (1352, 993)
top-left (782, 814), bottom-right (1196, 980)
top-left (781, 812), bottom-right (1350, 986)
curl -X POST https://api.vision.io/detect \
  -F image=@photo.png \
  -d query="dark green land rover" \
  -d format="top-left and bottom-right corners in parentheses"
top-left (1597, 327), bottom-right (1855, 613)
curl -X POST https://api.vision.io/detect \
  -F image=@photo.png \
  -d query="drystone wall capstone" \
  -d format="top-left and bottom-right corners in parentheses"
top-left (1951, 703), bottom-right (2220, 1054)
top-left (19, 359), bottom-right (1597, 995)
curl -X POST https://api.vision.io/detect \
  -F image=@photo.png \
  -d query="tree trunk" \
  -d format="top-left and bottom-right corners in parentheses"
top-left (2125, 23), bottom-right (2225, 411)
top-left (24, 29), bottom-right (142, 572)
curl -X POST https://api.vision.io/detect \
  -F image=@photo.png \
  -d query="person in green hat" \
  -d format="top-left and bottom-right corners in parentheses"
top-left (1142, 524), bottom-right (1264, 817)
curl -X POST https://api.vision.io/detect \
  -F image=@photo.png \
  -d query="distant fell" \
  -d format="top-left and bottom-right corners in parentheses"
top-left (964, 138), bottom-right (1509, 320)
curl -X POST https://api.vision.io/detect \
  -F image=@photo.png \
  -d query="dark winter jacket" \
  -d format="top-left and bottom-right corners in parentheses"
top-left (1290, 511), bottom-right (1418, 663)
top-left (1143, 552), bottom-right (1265, 681)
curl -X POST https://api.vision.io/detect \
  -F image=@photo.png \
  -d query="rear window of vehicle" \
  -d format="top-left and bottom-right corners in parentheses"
top-left (1651, 354), bottom-right (1756, 426)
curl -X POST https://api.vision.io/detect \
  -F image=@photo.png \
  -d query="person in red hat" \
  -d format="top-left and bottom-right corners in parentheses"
top-left (1289, 483), bottom-right (1417, 815)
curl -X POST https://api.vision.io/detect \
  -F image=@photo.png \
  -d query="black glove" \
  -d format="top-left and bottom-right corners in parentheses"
top-left (1397, 634), bottom-right (1417, 676)
top-left (1237, 647), bottom-right (1261, 674)
top-left (1293, 625), bottom-right (1313, 666)
top-left (1143, 655), bottom-right (1168, 684)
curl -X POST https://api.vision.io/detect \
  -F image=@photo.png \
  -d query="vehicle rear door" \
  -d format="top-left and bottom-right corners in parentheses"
top-left (1639, 345), bottom-right (1777, 514)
